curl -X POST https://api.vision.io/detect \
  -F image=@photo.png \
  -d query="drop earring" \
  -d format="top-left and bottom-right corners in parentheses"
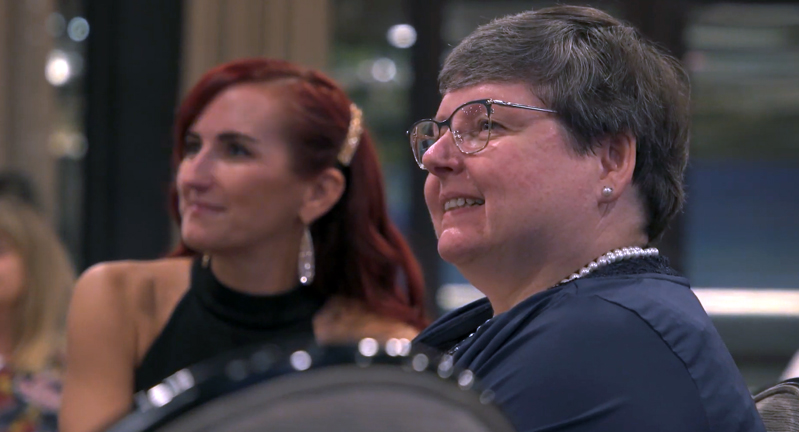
top-left (202, 254), bottom-right (211, 268)
top-left (298, 227), bottom-right (315, 286)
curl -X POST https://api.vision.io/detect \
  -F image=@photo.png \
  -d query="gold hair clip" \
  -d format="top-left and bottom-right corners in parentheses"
top-left (337, 103), bottom-right (362, 167)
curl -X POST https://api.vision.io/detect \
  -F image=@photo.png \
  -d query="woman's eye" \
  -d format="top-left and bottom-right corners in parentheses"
top-left (182, 140), bottom-right (201, 158)
top-left (226, 142), bottom-right (251, 157)
top-left (475, 119), bottom-right (495, 136)
top-left (487, 120), bottom-right (507, 134)
top-left (491, 119), bottom-right (506, 129)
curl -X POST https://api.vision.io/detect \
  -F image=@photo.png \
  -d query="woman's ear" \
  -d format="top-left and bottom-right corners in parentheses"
top-left (596, 131), bottom-right (637, 202)
top-left (298, 167), bottom-right (346, 225)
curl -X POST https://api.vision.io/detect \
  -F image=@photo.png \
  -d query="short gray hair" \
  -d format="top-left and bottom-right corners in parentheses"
top-left (440, 5), bottom-right (690, 242)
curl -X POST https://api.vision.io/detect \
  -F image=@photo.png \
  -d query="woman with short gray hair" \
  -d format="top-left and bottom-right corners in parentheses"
top-left (411, 6), bottom-right (764, 432)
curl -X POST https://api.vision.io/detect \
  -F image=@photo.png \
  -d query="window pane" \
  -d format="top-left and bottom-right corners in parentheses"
top-left (685, 3), bottom-right (799, 288)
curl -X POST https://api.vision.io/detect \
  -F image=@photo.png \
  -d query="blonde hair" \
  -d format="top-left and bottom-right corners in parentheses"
top-left (0, 197), bottom-right (75, 372)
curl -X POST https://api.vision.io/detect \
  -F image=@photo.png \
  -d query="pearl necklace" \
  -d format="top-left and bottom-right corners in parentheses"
top-left (560, 246), bottom-right (659, 284)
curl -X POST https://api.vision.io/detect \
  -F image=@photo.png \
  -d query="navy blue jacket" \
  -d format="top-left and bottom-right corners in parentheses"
top-left (415, 266), bottom-right (765, 432)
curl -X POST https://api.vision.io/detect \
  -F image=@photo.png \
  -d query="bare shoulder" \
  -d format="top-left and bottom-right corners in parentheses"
top-left (314, 297), bottom-right (420, 345)
top-left (78, 257), bottom-right (192, 290)
top-left (75, 258), bottom-right (192, 309)
top-left (72, 260), bottom-right (139, 316)
top-left (61, 258), bottom-right (191, 432)
top-left (73, 258), bottom-right (193, 354)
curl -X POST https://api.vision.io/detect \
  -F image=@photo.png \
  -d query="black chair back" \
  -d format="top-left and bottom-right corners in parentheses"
top-left (104, 343), bottom-right (517, 432)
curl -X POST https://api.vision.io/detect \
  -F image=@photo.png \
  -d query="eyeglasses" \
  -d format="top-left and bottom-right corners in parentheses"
top-left (407, 99), bottom-right (556, 170)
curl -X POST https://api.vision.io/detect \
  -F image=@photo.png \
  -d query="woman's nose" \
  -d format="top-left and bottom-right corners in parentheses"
top-left (177, 150), bottom-right (214, 191)
top-left (421, 130), bottom-right (463, 178)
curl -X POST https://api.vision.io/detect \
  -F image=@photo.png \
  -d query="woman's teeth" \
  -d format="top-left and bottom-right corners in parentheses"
top-left (444, 197), bottom-right (485, 212)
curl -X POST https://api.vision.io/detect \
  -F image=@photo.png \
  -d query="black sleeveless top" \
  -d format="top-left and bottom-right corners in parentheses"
top-left (134, 258), bottom-right (326, 392)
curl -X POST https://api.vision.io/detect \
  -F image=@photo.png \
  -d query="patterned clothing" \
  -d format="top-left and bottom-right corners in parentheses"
top-left (0, 363), bottom-right (60, 432)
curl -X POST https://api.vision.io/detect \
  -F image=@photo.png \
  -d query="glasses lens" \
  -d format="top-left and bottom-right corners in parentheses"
top-left (410, 121), bottom-right (439, 164)
top-left (451, 102), bottom-right (490, 153)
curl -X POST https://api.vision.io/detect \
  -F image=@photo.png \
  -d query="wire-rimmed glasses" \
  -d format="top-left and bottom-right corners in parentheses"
top-left (407, 99), bottom-right (556, 170)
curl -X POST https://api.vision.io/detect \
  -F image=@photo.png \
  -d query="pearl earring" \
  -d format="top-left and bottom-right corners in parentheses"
top-left (602, 186), bottom-right (613, 197)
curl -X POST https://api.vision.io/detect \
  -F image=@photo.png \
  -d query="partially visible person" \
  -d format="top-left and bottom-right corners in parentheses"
top-left (410, 5), bottom-right (764, 432)
top-left (60, 58), bottom-right (428, 432)
top-left (0, 197), bottom-right (75, 431)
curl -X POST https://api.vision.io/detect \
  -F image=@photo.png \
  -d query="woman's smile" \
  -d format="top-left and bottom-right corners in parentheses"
top-left (443, 197), bottom-right (485, 213)
top-left (183, 201), bottom-right (225, 216)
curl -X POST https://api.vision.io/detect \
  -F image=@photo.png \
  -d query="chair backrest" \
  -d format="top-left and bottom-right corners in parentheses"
top-left (754, 378), bottom-right (799, 432)
top-left (104, 343), bottom-right (517, 432)
top-left (155, 364), bottom-right (515, 432)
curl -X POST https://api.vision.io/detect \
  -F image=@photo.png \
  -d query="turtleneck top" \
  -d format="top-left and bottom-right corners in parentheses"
top-left (134, 258), bottom-right (326, 392)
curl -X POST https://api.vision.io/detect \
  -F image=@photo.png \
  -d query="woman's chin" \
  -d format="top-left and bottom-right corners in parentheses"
top-left (436, 233), bottom-right (481, 266)
top-left (180, 231), bottom-right (218, 253)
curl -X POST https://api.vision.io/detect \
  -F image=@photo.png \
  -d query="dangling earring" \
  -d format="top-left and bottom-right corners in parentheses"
top-left (298, 227), bottom-right (315, 286)
top-left (202, 254), bottom-right (211, 268)
top-left (602, 186), bottom-right (614, 197)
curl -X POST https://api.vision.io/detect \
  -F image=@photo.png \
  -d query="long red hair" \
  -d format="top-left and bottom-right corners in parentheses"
top-left (168, 58), bottom-right (428, 329)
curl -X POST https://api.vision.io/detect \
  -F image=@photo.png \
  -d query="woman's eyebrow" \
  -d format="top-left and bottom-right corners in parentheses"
top-left (184, 130), bottom-right (258, 143)
top-left (216, 131), bottom-right (258, 143)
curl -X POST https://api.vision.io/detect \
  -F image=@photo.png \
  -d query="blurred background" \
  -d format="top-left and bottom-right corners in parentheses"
top-left (0, 0), bottom-right (797, 389)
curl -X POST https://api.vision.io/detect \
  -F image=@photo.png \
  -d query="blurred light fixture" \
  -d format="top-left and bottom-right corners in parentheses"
top-left (289, 350), bottom-right (312, 371)
top-left (48, 131), bottom-right (88, 159)
top-left (46, 12), bottom-right (66, 37)
top-left (45, 50), bottom-right (71, 86)
top-left (412, 354), bottom-right (429, 372)
top-left (438, 283), bottom-right (799, 317)
top-left (385, 338), bottom-right (400, 356)
top-left (387, 24), bottom-right (417, 49)
top-left (67, 17), bottom-right (90, 42)
top-left (146, 383), bottom-right (174, 408)
top-left (358, 338), bottom-right (379, 357)
top-left (458, 370), bottom-right (475, 389)
top-left (371, 58), bottom-right (397, 83)
top-left (693, 288), bottom-right (799, 317)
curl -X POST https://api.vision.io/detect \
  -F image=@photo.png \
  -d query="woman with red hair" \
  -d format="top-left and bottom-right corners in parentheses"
top-left (59, 58), bottom-right (428, 432)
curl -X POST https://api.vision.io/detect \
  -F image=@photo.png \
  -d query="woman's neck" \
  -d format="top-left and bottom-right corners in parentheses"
top-left (465, 232), bottom-right (650, 315)
top-left (467, 253), bottom-right (580, 315)
top-left (207, 239), bottom-right (301, 296)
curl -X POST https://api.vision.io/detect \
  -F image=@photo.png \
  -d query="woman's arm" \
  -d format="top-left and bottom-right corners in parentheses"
top-left (59, 263), bottom-right (138, 432)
